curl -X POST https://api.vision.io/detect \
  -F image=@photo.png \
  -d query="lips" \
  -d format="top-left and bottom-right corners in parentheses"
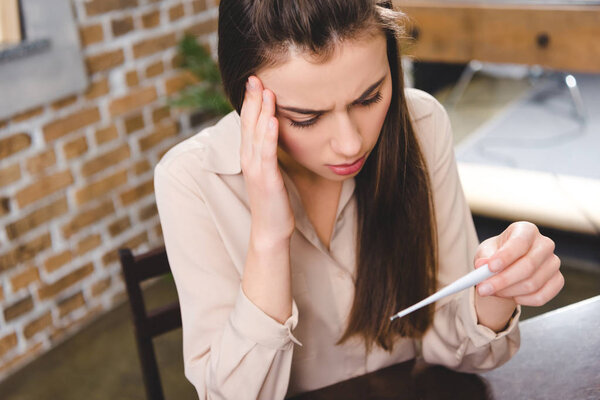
top-left (327, 154), bottom-right (366, 176)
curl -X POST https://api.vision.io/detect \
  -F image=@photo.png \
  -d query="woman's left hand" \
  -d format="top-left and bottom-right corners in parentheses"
top-left (474, 221), bottom-right (564, 307)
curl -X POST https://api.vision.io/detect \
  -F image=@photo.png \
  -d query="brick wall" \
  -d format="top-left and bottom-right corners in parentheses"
top-left (0, 0), bottom-right (220, 380)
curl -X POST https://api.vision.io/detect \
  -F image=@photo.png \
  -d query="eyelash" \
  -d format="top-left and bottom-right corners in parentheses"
top-left (288, 91), bottom-right (384, 129)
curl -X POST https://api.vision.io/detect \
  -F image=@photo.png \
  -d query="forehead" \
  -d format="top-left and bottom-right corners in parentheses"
top-left (257, 33), bottom-right (389, 108)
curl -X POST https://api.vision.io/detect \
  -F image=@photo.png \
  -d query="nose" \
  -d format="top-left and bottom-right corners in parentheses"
top-left (329, 112), bottom-right (362, 157)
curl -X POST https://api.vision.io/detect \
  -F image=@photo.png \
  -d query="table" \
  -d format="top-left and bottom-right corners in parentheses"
top-left (393, 1), bottom-right (600, 73)
top-left (289, 295), bottom-right (600, 400)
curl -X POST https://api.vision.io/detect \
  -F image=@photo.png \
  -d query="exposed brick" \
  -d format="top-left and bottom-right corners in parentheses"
top-left (79, 24), bottom-right (104, 46)
top-left (38, 263), bottom-right (94, 300)
top-left (120, 179), bottom-right (154, 206)
top-left (62, 200), bottom-right (115, 238)
top-left (109, 86), bottom-right (157, 117)
top-left (26, 149), bottom-right (56, 175)
top-left (44, 250), bottom-right (73, 274)
top-left (133, 33), bottom-right (177, 59)
top-left (185, 18), bottom-right (218, 37)
top-left (91, 277), bottom-right (111, 297)
top-left (0, 132), bottom-right (31, 158)
top-left (0, 233), bottom-right (52, 273)
top-left (85, 78), bottom-right (110, 100)
top-left (4, 296), bottom-right (34, 322)
top-left (77, 234), bottom-right (102, 256)
top-left (139, 203), bottom-right (158, 220)
top-left (111, 16), bottom-right (134, 37)
top-left (141, 9), bottom-right (161, 28)
top-left (125, 70), bottom-right (139, 87)
top-left (0, 333), bottom-right (18, 358)
top-left (81, 143), bottom-right (131, 177)
top-left (169, 3), bottom-right (185, 21)
top-left (0, 198), bottom-right (10, 217)
top-left (58, 292), bottom-right (86, 318)
top-left (138, 121), bottom-right (178, 151)
top-left (152, 105), bottom-right (171, 123)
top-left (192, 0), bottom-right (207, 13)
top-left (43, 107), bottom-right (101, 142)
top-left (145, 60), bottom-right (164, 78)
top-left (0, 164), bottom-right (21, 187)
top-left (6, 197), bottom-right (69, 240)
top-left (165, 71), bottom-right (199, 95)
top-left (86, 49), bottom-right (125, 74)
top-left (102, 232), bottom-right (148, 266)
top-left (95, 125), bottom-right (119, 145)
top-left (49, 306), bottom-right (102, 344)
top-left (10, 266), bottom-right (41, 292)
top-left (63, 136), bottom-right (88, 160)
top-left (124, 113), bottom-right (145, 134)
top-left (108, 216), bottom-right (131, 237)
top-left (75, 169), bottom-right (128, 205)
top-left (0, 342), bottom-right (44, 375)
top-left (134, 159), bottom-right (151, 175)
top-left (12, 107), bottom-right (44, 123)
top-left (171, 53), bottom-right (183, 69)
top-left (85, 0), bottom-right (138, 16)
top-left (15, 170), bottom-right (74, 208)
top-left (51, 95), bottom-right (78, 111)
top-left (24, 312), bottom-right (53, 339)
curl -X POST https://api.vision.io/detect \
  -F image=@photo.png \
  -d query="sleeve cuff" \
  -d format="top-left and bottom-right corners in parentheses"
top-left (458, 286), bottom-right (521, 348)
top-left (229, 286), bottom-right (303, 349)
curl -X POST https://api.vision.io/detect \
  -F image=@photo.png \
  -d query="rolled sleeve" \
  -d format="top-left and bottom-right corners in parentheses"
top-left (231, 286), bottom-right (302, 349)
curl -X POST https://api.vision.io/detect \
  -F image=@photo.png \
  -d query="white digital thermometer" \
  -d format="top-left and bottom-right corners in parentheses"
top-left (390, 264), bottom-right (496, 321)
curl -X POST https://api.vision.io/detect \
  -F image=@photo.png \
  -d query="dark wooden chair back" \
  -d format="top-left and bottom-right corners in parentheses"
top-left (119, 246), bottom-right (182, 400)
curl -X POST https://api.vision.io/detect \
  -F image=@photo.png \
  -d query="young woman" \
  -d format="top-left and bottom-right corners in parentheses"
top-left (155, 1), bottom-right (564, 398)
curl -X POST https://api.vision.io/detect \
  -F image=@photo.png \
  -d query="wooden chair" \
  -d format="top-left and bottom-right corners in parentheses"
top-left (119, 246), bottom-right (182, 400)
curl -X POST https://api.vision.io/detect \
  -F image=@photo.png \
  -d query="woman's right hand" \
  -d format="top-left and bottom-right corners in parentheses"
top-left (240, 75), bottom-right (295, 250)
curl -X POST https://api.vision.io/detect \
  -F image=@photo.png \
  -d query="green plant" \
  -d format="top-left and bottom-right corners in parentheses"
top-left (170, 35), bottom-right (233, 115)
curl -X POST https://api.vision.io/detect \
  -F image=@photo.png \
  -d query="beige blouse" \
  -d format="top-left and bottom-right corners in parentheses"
top-left (154, 88), bottom-right (521, 400)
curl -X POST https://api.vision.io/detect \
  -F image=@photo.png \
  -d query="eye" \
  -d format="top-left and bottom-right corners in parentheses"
top-left (287, 91), bottom-right (384, 129)
top-left (289, 118), bottom-right (318, 129)
top-left (357, 91), bottom-right (383, 107)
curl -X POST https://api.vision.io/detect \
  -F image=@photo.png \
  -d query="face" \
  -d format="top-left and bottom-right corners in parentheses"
top-left (256, 32), bottom-right (392, 184)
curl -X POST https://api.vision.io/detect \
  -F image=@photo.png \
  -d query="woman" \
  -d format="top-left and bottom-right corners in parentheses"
top-left (155, 1), bottom-right (564, 398)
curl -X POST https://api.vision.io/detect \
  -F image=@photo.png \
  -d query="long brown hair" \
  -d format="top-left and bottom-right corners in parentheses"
top-left (218, 0), bottom-right (438, 351)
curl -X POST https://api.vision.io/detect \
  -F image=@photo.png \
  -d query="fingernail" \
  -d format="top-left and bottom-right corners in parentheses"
top-left (262, 90), bottom-right (269, 104)
top-left (478, 283), bottom-right (494, 296)
top-left (489, 259), bottom-right (503, 272)
top-left (247, 76), bottom-right (255, 90)
top-left (268, 118), bottom-right (275, 130)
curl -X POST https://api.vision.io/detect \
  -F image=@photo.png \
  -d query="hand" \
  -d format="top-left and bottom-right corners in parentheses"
top-left (240, 75), bottom-right (295, 249)
top-left (474, 221), bottom-right (564, 307)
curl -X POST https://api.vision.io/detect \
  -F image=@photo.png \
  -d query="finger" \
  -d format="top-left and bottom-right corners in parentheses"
top-left (495, 254), bottom-right (561, 298)
top-left (473, 237), bottom-right (498, 265)
top-left (477, 236), bottom-right (556, 296)
top-left (261, 117), bottom-right (279, 165)
top-left (253, 89), bottom-right (276, 165)
top-left (514, 271), bottom-right (565, 307)
top-left (486, 221), bottom-right (539, 273)
top-left (240, 76), bottom-right (264, 162)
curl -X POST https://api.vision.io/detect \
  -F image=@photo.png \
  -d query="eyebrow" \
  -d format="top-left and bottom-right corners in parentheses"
top-left (276, 75), bottom-right (386, 116)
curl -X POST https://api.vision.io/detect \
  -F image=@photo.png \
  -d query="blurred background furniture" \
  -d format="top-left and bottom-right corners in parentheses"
top-left (119, 247), bottom-right (182, 400)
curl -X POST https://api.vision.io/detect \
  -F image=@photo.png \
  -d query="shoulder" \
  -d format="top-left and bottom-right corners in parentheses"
top-left (404, 88), bottom-right (453, 169)
top-left (404, 87), bottom-right (447, 124)
top-left (155, 111), bottom-right (242, 182)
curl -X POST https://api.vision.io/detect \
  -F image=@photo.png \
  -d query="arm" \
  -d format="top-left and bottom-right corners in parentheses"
top-left (418, 97), bottom-right (521, 373)
top-left (155, 163), bottom-right (299, 400)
